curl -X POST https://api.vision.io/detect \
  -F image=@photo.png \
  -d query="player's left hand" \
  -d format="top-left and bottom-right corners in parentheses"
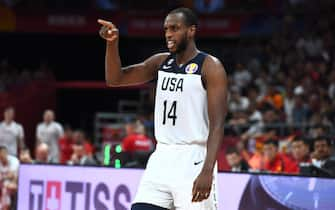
top-left (192, 170), bottom-right (213, 202)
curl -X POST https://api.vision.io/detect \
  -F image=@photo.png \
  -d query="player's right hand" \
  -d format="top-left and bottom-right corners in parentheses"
top-left (98, 19), bottom-right (119, 42)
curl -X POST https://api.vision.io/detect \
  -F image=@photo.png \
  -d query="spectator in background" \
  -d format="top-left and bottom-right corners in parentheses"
top-left (122, 120), bottom-right (154, 153)
top-left (268, 54), bottom-right (281, 75)
top-left (228, 101), bottom-right (263, 144)
top-left (227, 101), bottom-right (260, 137)
top-left (311, 137), bottom-right (335, 176)
top-left (261, 84), bottom-right (284, 110)
top-left (284, 87), bottom-right (295, 123)
top-left (227, 111), bottom-right (249, 135)
top-left (72, 130), bottom-right (94, 157)
top-left (67, 140), bottom-right (96, 165)
top-left (241, 108), bottom-right (280, 153)
top-left (36, 109), bottom-right (64, 162)
top-left (58, 125), bottom-right (73, 164)
top-left (225, 147), bottom-right (249, 172)
top-left (34, 143), bottom-right (54, 164)
top-left (19, 148), bottom-right (33, 163)
top-left (247, 102), bottom-right (262, 124)
top-left (0, 107), bottom-right (25, 157)
top-left (290, 137), bottom-right (311, 167)
top-left (263, 139), bottom-right (298, 173)
top-left (232, 63), bottom-right (252, 91)
top-left (307, 93), bottom-right (321, 117)
top-left (328, 70), bottom-right (335, 100)
top-left (254, 70), bottom-right (269, 97)
top-left (292, 94), bottom-right (309, 123)
top-left (121, 120), bottom-right (154, 168)
top-left (229, 86), bottom-right (250, 113)
top-left (0, 146), bottom-right (19, 210)
top-left (247, 85), bottom-right (263, 104)
top-left (308, 124), bottom-right (328, 139)
top-left (296, 33), bottom-right (324, 59)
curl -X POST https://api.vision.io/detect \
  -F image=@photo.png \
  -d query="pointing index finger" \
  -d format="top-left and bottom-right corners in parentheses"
top-left (97, 19), bottom-right (114, 27)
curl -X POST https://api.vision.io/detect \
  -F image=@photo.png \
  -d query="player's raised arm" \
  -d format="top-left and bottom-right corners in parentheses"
top-left (98, 19), bottom-right (168, 86)
top-left (192, 55), bottom-right (228, 202)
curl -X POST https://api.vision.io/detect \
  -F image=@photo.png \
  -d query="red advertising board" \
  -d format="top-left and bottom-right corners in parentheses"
top-left (12, 11), bottom-right (121, 34)
top-left (127, 15), bottom-right (242, 37)
top-left (1, 9), bottom-right (242, 36)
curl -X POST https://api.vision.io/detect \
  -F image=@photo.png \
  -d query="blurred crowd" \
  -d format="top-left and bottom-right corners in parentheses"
top-left (219, 0), bottom-right (335, 177)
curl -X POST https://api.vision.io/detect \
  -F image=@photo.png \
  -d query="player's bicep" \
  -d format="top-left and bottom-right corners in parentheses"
top-left (119, 53), bottom-right (168, 85)
top-left (204, 58), bottom-right (228, 129)
top-left (121, 63), bottom-right (151, 81)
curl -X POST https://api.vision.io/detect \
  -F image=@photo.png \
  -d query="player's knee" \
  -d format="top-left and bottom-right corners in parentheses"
top-left (131, 203), bottom-right (169, 210)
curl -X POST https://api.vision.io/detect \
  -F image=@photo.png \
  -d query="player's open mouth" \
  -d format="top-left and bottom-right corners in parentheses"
top-left (167, 40), bottom-right (176, 49)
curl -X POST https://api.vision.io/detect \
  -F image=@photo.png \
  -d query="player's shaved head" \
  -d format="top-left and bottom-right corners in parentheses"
top-left (168, 7), bottom-right (198, 27)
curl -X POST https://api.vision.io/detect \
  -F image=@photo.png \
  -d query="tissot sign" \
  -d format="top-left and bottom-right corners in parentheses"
top-left (19, 165), bottom-right (143, 210)
top-left (19, 164), bottom-right (335, 210)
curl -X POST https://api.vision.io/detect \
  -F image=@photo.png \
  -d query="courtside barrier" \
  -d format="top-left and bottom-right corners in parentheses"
top-left (18, 164), bottom-right (335, 210)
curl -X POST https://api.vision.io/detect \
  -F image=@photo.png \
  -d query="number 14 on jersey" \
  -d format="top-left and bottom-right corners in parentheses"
top-left (162, 100), bottom-right (177, 126)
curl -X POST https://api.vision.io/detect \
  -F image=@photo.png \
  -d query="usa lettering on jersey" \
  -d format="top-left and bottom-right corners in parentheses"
top-left (161, 77), bottom-right (184, 92)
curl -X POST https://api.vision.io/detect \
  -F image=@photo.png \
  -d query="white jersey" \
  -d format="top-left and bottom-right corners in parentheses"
top-left (36, 121), bottom-right (64, 161)
top-left (0, 121), bottom-right (24, 156)
top-left (0, 155), bottom-right (19, 174)
top-left (154, 52), bottom-right (209, 145)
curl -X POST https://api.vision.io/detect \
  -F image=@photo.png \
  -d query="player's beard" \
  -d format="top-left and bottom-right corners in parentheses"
top-left (175, 33), bottom-right (188, 54)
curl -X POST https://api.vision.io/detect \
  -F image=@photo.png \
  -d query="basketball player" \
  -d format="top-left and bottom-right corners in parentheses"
top-left (98, 8), bottom-right (228, 210)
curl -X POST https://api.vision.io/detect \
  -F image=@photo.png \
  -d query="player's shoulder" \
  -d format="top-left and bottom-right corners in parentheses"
top-left (201, 53), bottom-right (227, 88)
top-left (145, 52), bottom-right (170, 68)
top-left (145, 52), bottom-right (170, 70)
top-left (153, 52), bottom-right (170, 58)
top-left (202, 53), bottom-right (223, 67)
top-left (151, 52), bottom-right (170, 63)
top-left (202, 53), bottom-right (226, 74)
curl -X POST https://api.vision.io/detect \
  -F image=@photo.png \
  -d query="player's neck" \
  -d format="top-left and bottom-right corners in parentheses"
top-left (175, 42), bottom-right (198, 66)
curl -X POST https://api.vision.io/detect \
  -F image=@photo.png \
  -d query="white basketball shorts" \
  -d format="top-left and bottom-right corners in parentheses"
top-left (133, 143), bottom-right (218, 210)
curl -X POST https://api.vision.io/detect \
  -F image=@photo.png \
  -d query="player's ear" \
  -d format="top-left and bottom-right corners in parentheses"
top-left (188, 25), bottom-right (196, 38)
